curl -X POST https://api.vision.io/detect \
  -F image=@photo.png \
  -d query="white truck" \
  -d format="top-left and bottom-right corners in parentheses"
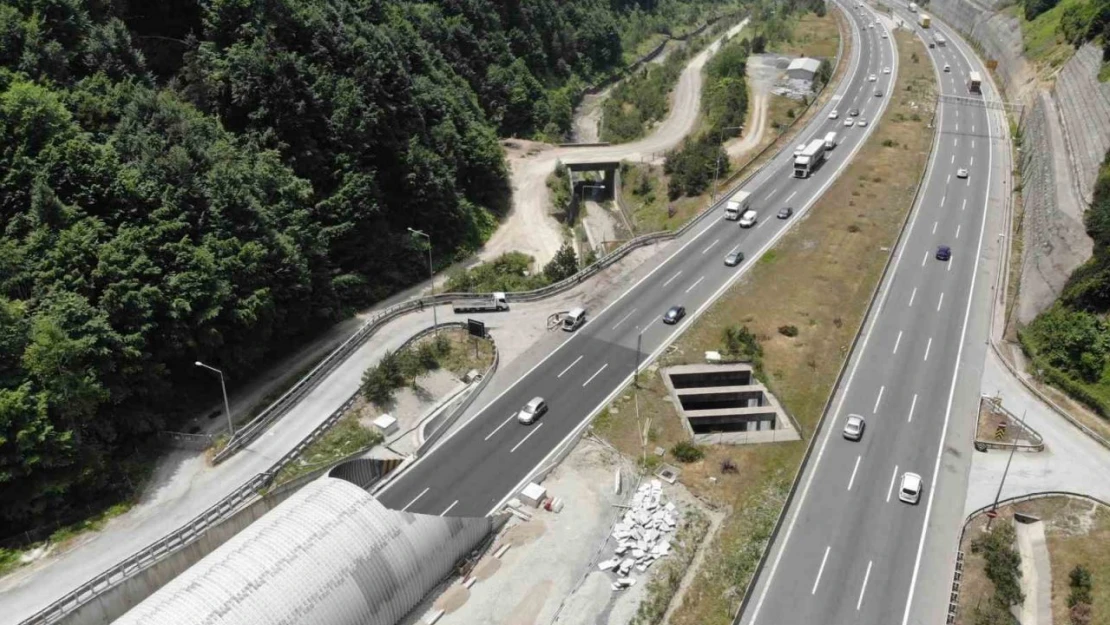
top-left (452, 292), bottom-right (509, 313)
top-left (968, 71), bottom-right (982, 93)
top-left (934, 32), bottom-right (946, 46)
top-left (909, 2), bottom-right (918, 11)
top-left (724, 190), bottom-right (752, 220)
top-left (824, 131), bottom-right (838, 150)
top-left (793, 139), bottom-right (827, 178)
top-left (918, 13), bottom-right (931, 27)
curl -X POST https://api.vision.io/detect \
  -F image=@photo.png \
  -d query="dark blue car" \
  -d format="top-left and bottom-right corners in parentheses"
top-left (936, 245), bottom-right (952, 261)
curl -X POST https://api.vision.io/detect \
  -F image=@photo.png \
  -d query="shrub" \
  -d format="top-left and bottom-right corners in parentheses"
top-left (720, 458), bottom-right (739, 473)
top-left (671, 440), bottom-right (705, 463)
top-left (847, 224), bottom-right (861, 233)
top-left (778, 325), bottom-right (799, 337)
top-left (971, 523), bottom-right (1024, 607)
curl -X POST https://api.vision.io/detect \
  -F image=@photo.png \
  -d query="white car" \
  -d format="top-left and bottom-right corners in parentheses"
top-left (857, 118), bottom-right (868, 127)
top-left (899, 472), bottom-right (923, 504)
top-left (882, 32), bottom-right (888, 38)
top-left (739, 209), bottom-right (758, 228)
top-left (843, 414), bottom-right (866, 441)
top-left (517, 397), bottom-right (548, 425)
top-left (844, 118), bottom-right (855, 127)
top-left (829, 110), bottom-right (840, 120)
top-left (868, 74), bottom-right (877, 82)
top-left (944, 64), bottom-right (951, 72)
top-left (957, 168), bottom-right (969, 179)
top-left (883, 67), bottom-right (891, 74)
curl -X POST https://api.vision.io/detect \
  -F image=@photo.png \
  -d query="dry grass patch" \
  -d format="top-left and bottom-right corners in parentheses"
top-left (770, 11), bottom-right (840, 59)
top-left (594, 30), bottom-right (936, 624)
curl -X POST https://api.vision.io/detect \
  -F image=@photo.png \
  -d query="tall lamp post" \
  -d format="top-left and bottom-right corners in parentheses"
top-left (194, 361), bottom-right (234, 437)
top-left (711, 125), bottom-right (745, 201)
top-left (408, 228), bottom-right (437, 334)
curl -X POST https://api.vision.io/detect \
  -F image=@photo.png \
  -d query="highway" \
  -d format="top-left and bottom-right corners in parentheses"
top-left (378, 0), bottom-right (897, 518)
top-left (739, 4), bottom-right (1007, 625)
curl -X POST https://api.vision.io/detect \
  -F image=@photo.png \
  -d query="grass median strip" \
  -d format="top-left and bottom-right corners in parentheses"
top-left (592, 29), bottom-right (936, 624)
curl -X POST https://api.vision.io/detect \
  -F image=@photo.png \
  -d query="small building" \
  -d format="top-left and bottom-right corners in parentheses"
top-left (786, 57), bottom-right (821, 81)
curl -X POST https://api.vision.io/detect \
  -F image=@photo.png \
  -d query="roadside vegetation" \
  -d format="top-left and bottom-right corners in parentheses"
top-left (956, 497), bottom-right (1110, 625)
top-left (593, 30), bottom-right (935, 624)
top-left (443, 243), bottom-right (582, 294)
top-left (360, 329), bottom-right (495, 408)
top-left (270, 415), bottom-right (384, 487)
top-left (1006, 0), bottom-right (1110, 74)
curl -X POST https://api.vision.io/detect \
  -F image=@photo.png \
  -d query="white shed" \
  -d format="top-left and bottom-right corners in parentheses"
top-left (786, 57), bottom-right (821, 81)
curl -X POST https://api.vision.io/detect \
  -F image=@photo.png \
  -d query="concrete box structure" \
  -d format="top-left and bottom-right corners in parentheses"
top-left (662, 364), bottom-right (800, 445)
top-left (372, 413), bottom-right (399, 436)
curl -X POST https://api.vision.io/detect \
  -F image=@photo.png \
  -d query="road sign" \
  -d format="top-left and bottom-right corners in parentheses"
top-left (986, 509), bottom-right (998, 519)
top-left (467, 318), bottom-right (486, 338)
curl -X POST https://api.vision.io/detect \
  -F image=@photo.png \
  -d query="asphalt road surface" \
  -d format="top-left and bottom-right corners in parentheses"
top-left (739, 4), bottom-right (1005, 625)
top-left (378, 0), bottom-right (897, 519)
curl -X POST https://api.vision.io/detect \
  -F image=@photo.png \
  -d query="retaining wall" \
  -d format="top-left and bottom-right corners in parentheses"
top-left (1054, 43), bottom-right (1110, 204)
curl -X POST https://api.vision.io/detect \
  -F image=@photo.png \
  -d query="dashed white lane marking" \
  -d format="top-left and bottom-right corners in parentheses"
top-left (848, 455), bottom-right (862, 491)
top-left (486, 413), bottom-right (518, 441)
top-left (510, 422), bottom-right (544, 453)
top-left (893, 330), bottom-right (903, 354)
top-left (962, 198), bottom-right (967, 211)
top-left (887, 465), bottom-right (900, 502)
top-left (612, 308), bottom-right (638, 330)
top-left (932, 221), bottom-right (938, 234)
top-left (937, 292), bottom-right (945, 312)
top-left (583, 363), bottom-right (609, 387)
top-left (703, 239), bottom-right (720, 254)
top-left (663, 271), bottom-right (683, 287)
top-left (873, 385), bottom-right (885, 414)
top-left (440, 500), bottom-right (459, 516)
top-left (921, 250), bottom-right (928, 267)
top-left (401, 487), bottom-right (429, 512)
top-left (558, 355), bottom-right (584, 378)
top-left (857, 560), bottom-right (874, 611)
top-left (924, 337), bottom-right (933, 361)
top-left (956, 224), bottom-right (961, 239)
top-left (686, 276), bottom-right (706, 294)
top-left (812, 546), bottom-right (832, 595)
top-left (908, 393), bottom-right (918, 423)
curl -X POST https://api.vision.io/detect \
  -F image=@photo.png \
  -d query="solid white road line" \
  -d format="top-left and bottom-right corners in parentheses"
top-left (909, 287), bottom-right (917, 307)
top-left (873, 385), bottom-right (884, 414)
top-left (937, 292), bottom-right (944, 312)
top-left (857, 560), bottom-right (874, 611)
top-left (583, 363), bottom-right (609, 387)
top-left (686, 276), bottom-right (706, 294)
top-left (440, 500), bottom-right (459, 516)
top-left (848, 455), bottom-right (862, 491)
top-left (908, 393), bottom-right (918, 423)
top-left (558, 355), bottom-right (584, 378)
top-left (703, 239), bottom-right (720, 254)
top-left (612, 308), bottom-right (639, 333)
top-left (886, 465), bottom-right (899, 503)
top-left (956, 224), bottom-right (961, 239)
top-left (485, 413), bottom-right (518, 441)
top-left (510, 423), bottom-right (544, 453)
top-left (663, 271), bottom-right (683, 287)
top-left (812, 546), bottom-right (832, 595)
top-left (893, 330), bottom-right (903, 354)
top-left (401, 487), bottom-right (429, 512)
top-left (924, 337), bottom-right (933, 361)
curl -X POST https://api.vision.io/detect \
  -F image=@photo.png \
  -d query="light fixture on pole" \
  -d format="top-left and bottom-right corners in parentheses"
top-left (195, 361), bottom-right (234, 437)
top-left (408, 228), bottom-right (438, 334)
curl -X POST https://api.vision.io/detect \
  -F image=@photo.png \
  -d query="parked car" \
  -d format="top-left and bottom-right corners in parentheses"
top-left (843, 414), bottom-right (866, 441)
top-left (777, 206), bottom-right (794, 219)
top-left (936, 245), bottom-right (952, 261)
top-left (899, 472), bottom-right (923, 504)
top-left (725, 250), bottom-right (745, 266)
top-left (663, 305), bottom-right (686, 324)
top-left (517, 397), bottom-right (548, 425)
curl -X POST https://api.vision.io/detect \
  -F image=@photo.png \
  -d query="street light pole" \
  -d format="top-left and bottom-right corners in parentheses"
top-left (408, 228), bottom-right (437, 334)
top-left (194, 361), bottom-right (234, 437)
top-left (634, 327), bottom-right (644, 387)
top-left (711, 125), bottom-right (745, 201)
top-left (987, 409), bottom-right (1026, 530)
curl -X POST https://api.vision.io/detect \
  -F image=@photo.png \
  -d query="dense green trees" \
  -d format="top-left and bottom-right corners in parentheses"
top-left (0, 0), bottom-right (741, 536)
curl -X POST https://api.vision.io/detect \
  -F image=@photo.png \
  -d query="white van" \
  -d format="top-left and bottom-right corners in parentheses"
top-left (563, 307), bottom-right (586, 331)
top-left (824, 131), bottom-right (838, 149)
top-left (739, 209), bottom-right (758, 228)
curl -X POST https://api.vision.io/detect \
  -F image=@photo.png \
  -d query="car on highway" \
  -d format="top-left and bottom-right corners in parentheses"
top-left (829, 110), bottom-right (839, 119)
top-left (868, 74), bottom-right (877, 82)
top-left (844, 118), bottom-right (855, 127)
top-left (929, 41), bottom-right (936, 48)
top-left (875, 89), bottom-right (883, 97)
top-left (663, 305), bottom-right (686, 324)
top-left (849, 108), bottom-right (860, 117)
top-left (882, 32), bottom-right (888, 38)
top-left (517, 397), bottom-right (548, 425)
top-left (843, 414), bottom-right (866, 441)
top-left (739, 209), bottom-right (758, 228)
top-left (857, 118), bottom-right (868, 127)
top-left (899, 472), bottom-right (923, 504)
top-left (883, 66), bottom-right (891, 74)
top-left (724, 250), bottom-right (745, 266)
top-left (957, 168), bottom-right (969, 179)
top-left (777, 206), bottom-right (794, 219)
top-left (936, 245), bottom-right (952, 261)
top-left (944, 64), bottom-right (951, 72)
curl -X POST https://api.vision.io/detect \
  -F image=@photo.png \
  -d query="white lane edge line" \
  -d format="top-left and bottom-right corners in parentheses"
top-left (510, 422), bottom-right (544, 453)
top-left (848, 455), bottom-right (862, 491)
top-left (401, 487), bottom-right (429, 512)
top-left (583, 363), bottom-right (609, 387)
top-left (557, 355), bottom-right (584, 378)
top-left (812, 545), bottom-right (832, 595)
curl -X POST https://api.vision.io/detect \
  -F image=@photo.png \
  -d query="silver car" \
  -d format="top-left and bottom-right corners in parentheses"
top-left (843, 414), bottom-right (865, 441)
top-left (899, 472), bottom-right (923, 504)
top-left (517, 397), bottom-right (548, 425)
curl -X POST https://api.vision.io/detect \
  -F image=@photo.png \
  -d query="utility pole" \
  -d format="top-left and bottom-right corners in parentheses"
top-left (987, 409), bottom-right (1026, 530)
top-left (634, 327), bottom-right (644, 387)
top-left (711, 125), bottom-right (745, 201)
top-left (194, 361), bottom-right (234, 437)
top-left (408, 228), bottom-right (437, 334)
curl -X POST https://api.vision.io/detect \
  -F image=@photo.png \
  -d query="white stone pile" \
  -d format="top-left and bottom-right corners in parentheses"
top-left (597, 479), bottom-right (678, 591)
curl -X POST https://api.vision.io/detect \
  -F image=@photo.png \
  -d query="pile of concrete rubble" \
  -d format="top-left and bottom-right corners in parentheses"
top-left (596, 480), bottom-right (678, 591)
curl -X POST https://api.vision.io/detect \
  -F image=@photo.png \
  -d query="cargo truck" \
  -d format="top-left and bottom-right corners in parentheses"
top-left (968, 71), bottom-right (982, 94)
top-left (918, 13), bottom-right (930, 27)
top-left (724, 190), bottom-right (752, 221)
top-left (793, 139), bottom-right (827, 178)
top-left (934, 32), bottom-right (946, 46)
top-left (452, 292), bottom-right (509, 313)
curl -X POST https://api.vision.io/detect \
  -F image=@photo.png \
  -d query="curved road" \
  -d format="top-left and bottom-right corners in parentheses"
top-left (739, 3), bottom-right (1011, 625)
top-left (377, 0), bottom-right (898, 521)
